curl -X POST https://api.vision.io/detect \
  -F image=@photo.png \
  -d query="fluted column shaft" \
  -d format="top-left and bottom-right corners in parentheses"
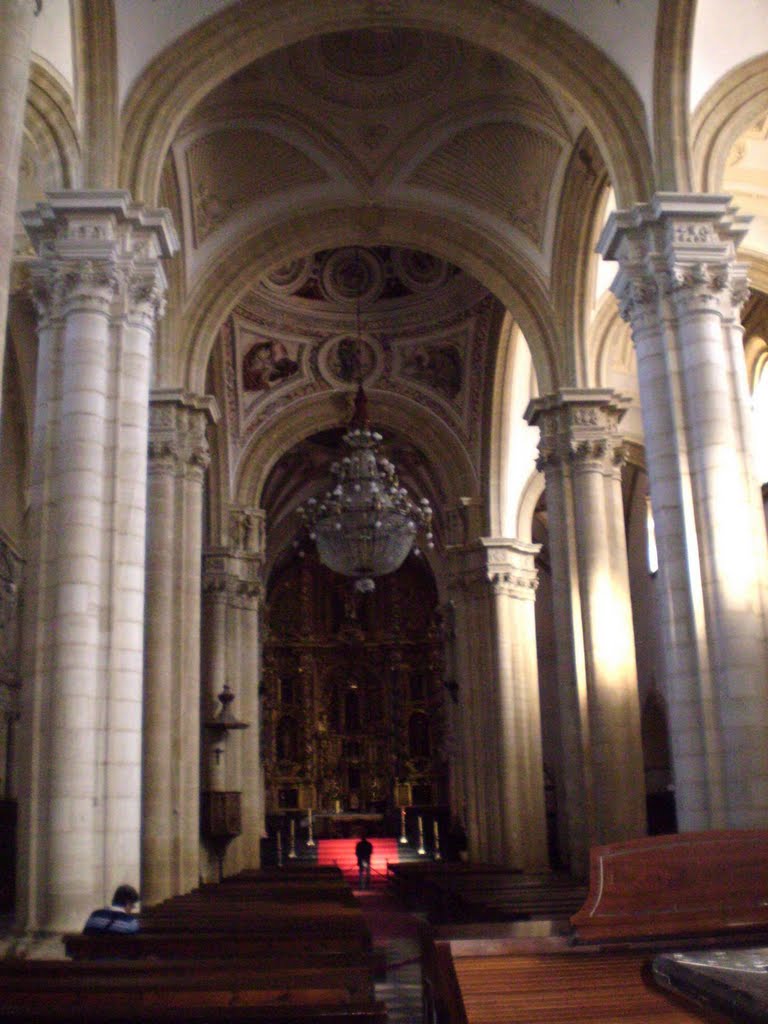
top-left (526, 390), bottom-right (646, 875)
top-left (602, 194), bottom-right (768, 829)
top-left (0, 0), bottom-right (36, 401)
top-left (16, 191), bottom-right (175, 932)
top-left (143, 390), bottom-right (217, 904)
top-left (482, 539), bottom-right (549, 871)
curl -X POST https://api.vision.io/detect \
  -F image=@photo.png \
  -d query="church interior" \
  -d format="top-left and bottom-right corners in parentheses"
top-left (1, 1), bottom-right (768, 1020)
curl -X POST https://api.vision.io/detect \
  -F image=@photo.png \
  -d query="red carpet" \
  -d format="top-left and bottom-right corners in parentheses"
top-left (317, 838), bottom-right (399, 887)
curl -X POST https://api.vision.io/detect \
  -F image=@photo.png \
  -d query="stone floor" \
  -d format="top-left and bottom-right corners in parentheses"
top-left (356, 888), bottom-right (425, 1024)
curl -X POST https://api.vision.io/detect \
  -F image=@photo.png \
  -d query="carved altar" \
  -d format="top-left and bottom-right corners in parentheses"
top-left (261, 551), bottom-right (449, 817)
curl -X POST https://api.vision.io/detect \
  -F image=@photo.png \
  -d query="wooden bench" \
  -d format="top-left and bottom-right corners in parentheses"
top-left (0, 867), bottom-right (386, 1024)
top-left (423, 830), bottom-right (768, 1024)
top-left (0, 958), bottom-right (376, 1000)
top-left (0, 998), bottom-right (388, 1023)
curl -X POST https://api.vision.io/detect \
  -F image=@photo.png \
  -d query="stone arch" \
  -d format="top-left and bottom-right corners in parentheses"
top-left (177, 205), bottom-right (562, 400)
top-left (488, 313), bottom-right (542, 539)
top-left (24, 60), bottom-right (80, 192)
top-left (516, 470), bottom-right (546, 545)
top-left (692, 52), bottom-right (768, 192)
top-left (236, 389), bottom-right (477, 516)
top-left (237, 388), bottom-right (475, 598)
top-left (119, 0), bottom-right (653, 208)
top-left (652, 0), bottom-right (695, 192)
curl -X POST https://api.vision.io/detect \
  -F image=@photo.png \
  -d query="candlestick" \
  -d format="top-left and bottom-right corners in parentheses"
top-left (288, 817), bottom-right (297, 858)
top-left (417, 815), bottom-right (426, 855)
top-left (433, 818), bottom-right (442, 861)
top-left (399, 806), bottom-right (408, 844)
top-left (276, 829), bottom-right (283, 868)
top-left (307, 807), bottom-right (315, 847)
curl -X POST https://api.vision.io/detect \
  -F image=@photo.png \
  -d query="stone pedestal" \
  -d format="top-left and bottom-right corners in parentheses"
top-left (143, 389), bottom-right (217, 904)
top-left (601, 194), bottom-right (768, 831)
top-left (16, 191), bottom-right (176, 932)
top-left (526, 390), bottom-right (646, 876)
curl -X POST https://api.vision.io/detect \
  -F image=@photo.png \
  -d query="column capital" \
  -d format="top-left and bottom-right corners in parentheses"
top-left (598, 192), bottom-right (751, 329)
top-left (480, 538), bottom-right (540, 600)
top-left (203, 547), bottom-right (263, 607)
top-left (526, 389), bottom-right (628, 474)
top-left (149, 389), bottom-right (219, 478)
top-left (22, 190), bottom-right (178, 325)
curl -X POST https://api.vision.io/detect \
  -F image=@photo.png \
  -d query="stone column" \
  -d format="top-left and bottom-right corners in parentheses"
top-left (0, 0), bottom-right (36, 399)
top-left (601, 194), bottom-right (768, 830)
top-left (143, 390), bottom-right (217, 904)
top-left (482, 539), bottom-right (549, 871)
top-left (447, 545), bottom-right (503, 864)
top-left (437, 600), bottom-right (466, 828)
top-left (526, 390), bottom-right (646, 875)
top-left (16, 191), bottom-right (176, 932)
top-left (202, 515), bottom-right (264, 878)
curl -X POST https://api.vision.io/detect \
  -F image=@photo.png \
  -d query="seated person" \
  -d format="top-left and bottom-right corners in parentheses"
top-left (83, 884), bottom-right (140, 934)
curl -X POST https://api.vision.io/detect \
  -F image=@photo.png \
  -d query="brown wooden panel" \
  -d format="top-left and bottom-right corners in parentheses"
top-left (571, 830), bottom-right (768, 942)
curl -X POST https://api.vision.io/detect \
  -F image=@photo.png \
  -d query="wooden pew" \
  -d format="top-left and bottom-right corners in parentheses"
top-left (2, 867), bottom-right (386, 1024)
top-left (424, 830), bottom-right (768, 1024)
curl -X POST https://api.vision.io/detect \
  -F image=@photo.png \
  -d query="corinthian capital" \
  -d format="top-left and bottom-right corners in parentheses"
top-left (599, 193), bottom-right (752, 330)
top-left (21, 190), bottom-right (177, 325)
top-left (526, 389), bottom-right (629, 475)
top-left (149, 389), bottom-right (219, 477)
top-left (481, 538), bottom-right (540, 601)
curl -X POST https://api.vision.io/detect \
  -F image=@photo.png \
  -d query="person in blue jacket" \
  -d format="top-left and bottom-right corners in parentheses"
top-left (83, 884), bottom-right (140, 934)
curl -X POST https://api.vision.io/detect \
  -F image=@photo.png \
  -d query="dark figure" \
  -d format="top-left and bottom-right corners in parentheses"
top-left (355, 835), bottom-right (373, 890)
top-left (83, 884), bottom-right (140, 934)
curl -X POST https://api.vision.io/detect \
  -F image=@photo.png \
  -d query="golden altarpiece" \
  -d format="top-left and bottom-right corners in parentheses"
top-left (261, 551), bottom-right (448, 828)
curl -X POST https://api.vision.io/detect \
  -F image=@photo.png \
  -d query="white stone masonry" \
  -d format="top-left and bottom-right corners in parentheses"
top-left (16, 191), bottom-right (176, 933)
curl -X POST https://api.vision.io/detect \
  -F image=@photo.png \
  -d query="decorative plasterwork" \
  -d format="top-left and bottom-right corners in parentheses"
top-left (409, 122), bottom-right (562, 247)
top-left (186, 127), bottom-right (328, 246)
top-left (287, 28), bottom-right (462, 109)
top-left (217, 247), bottom-right (493, 484)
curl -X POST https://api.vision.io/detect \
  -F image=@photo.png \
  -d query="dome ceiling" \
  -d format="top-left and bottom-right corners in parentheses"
top-left (216, 245), bottom-right (498, 491)
top-left (172, 27), bottom-right (577, 281)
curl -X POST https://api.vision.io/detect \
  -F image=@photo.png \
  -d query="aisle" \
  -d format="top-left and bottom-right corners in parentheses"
top-left (357, 889), bottom-right (424, 1024)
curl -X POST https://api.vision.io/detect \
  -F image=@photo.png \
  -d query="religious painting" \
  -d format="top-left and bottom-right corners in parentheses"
top-left (242, 336), bottom-right (299, 391)
top-left (400, 342), bottom-right (462, 401)
top-left (325, 335), bottom-right (376, 385)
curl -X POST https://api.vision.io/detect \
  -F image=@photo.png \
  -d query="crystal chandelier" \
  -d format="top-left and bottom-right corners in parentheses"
top-left (297, 250), bottom-right (433, 591)
top-left (298, 386), bottom-right (433, 593)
